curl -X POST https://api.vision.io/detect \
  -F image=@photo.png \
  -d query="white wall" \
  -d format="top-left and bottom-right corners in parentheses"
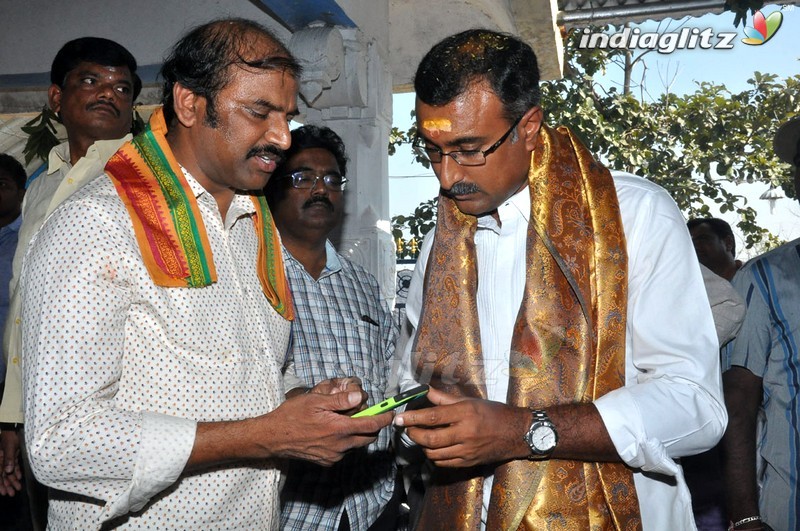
top-left (0, 0), bottom-right (291, 76)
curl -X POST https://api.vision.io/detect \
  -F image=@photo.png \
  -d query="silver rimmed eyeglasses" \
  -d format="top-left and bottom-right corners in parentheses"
top-left (283, 170), bottom-right (348, 191)
top-left (412, 115), bottom-right (522, 166)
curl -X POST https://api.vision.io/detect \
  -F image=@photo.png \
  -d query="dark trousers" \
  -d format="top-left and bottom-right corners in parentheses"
top-left (19, 427), bottom-right (48, 531)
top-left (338, 470), bottom-right (405, 531)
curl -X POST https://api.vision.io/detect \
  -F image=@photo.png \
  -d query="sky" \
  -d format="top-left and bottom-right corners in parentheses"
top-left (388, 5), bottom-right (800, 258)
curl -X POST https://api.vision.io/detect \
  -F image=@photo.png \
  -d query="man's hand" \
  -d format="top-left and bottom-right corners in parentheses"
top-left (394, 388), bottom-right (620, 467)
top-left (284, 377), bottom-right (365, 403)
top-left (189, 388), bottom-right (392, 470)
top-left (394, 387), bottom-right (531, 467)
top-left (310, 377), bottom-right (368, 416)
top-left (260, 389), bottom-right (391, 465)
top-left (0, 429), bottom-right (23, 496)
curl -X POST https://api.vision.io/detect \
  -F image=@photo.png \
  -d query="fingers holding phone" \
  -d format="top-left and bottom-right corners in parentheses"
top-left (394, 388), bottom-right (531, 468)
top-left (264, 388), bottom-right (393, 466)
top-left (311, 377), bottom-right (367, 415)
top-left (351, 385), bottom-right (429, 418)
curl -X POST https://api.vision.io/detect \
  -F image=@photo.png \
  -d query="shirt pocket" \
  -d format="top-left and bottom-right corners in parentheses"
top-left (338, 316), bottom-right (387, 397)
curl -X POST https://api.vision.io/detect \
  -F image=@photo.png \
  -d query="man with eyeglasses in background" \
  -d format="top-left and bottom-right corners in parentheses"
top-left (265, 125), bottom-right (400, 531)
top-left (393, 29), bottom-right (726, 530)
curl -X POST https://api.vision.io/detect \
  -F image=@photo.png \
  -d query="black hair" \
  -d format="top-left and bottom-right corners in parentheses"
top-left (50, 37), bottom-right (142, 99)
top-left (414, 29), bottom-right (540, 123)
top-left (0, 154), bottom-right (27, 190)
top-left (160, 18), bottom-right (301, 127)
top-left (265, 125), bottom-right (348, 209)
top-left (687, 217), bottom-right (736, 255)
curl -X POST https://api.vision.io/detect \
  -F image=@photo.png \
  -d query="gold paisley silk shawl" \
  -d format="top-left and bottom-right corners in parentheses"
top-left (412, 125), bottom-right (641, 530)
top-left (104, 106), bottom-right (293, 319)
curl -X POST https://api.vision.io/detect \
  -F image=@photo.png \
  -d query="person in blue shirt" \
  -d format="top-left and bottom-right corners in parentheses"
top-left (722, 115), bottom-right (800, 531)
top-left (0, 153), bottom-right (26, 498)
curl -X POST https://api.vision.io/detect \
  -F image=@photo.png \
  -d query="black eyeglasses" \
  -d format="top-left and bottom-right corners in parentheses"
top-left (283, 170), bottom-right (348, 191)
top-left (412, 115), bottom-right (523, 166)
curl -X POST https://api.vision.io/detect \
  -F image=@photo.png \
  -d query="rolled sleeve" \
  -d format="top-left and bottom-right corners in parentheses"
top-left (107, 412), bottom-right (196, 519)
top-left (598, 174), bottom-right (728, 474)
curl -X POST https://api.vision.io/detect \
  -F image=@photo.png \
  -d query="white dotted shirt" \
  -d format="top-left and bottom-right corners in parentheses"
top-left (20, 169), bottom-right (292, 530)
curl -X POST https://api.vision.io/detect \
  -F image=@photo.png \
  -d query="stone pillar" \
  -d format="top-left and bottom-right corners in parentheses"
top-left (289, 23), bottom-right (396, 305)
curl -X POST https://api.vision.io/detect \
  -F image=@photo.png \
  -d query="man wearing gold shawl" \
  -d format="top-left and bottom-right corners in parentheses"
top-left (395, 29), bottom-right (726, 530)
top-left (19, 19), bottom-right (390, 530)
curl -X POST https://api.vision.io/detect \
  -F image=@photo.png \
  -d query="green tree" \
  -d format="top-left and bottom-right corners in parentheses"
top-left (391, 22), bottom-right (800, 255)
top-left (541, 25), bottom-right (799, 249)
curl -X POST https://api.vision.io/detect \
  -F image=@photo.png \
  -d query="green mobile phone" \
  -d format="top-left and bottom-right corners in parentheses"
top-left (351, 385), bottom-right (429, 418)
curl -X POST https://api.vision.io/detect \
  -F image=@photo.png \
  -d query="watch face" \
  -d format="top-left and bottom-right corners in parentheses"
top-left (531, 425), bottom-right (557, 451)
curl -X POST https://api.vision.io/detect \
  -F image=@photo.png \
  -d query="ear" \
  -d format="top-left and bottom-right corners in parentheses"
top-left (171, 83), bottom-right (203, 128)
top-left (724, 235), bottom-right (735, 254)
top-left (48, 84), bottom-right (62, 113)
top-left (522, 106), bottom-right (544, 151)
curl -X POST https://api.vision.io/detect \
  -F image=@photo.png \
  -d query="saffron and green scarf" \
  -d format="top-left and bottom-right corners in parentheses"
top-left (412, 124), bottom-right (641, 530)
top-left (104, 107), bottom-right (293, 320)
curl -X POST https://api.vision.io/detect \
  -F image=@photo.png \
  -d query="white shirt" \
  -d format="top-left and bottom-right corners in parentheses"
top-left (699, 263), bottom-right (745, 347)
top-left (399, 171), bottom-right (727, 530)
top-left (21, 170), bottom-right (292, 530)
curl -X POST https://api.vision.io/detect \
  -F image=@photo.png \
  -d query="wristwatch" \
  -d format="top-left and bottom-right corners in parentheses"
top-left (523, 409), bottom-right (558, 458)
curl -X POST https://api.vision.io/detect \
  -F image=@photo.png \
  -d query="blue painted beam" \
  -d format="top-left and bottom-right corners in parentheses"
top-left (256, 0), bottom-right (356, 31)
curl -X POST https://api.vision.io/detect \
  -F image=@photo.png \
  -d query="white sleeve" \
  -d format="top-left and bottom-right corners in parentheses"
top-left (594, 174), bottom-right (727, 475)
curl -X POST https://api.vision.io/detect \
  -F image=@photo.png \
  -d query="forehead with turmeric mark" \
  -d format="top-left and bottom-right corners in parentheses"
top-left (421, 118), bottom-right (452, 138)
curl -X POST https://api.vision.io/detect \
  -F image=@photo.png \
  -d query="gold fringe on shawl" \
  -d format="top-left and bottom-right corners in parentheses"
top-left (412, 124), bottom-right (640, 530)
top-left (105, 107), bottom-right (294, 319)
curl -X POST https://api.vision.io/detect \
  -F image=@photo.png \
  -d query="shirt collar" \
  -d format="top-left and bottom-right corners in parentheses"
top-left (1, 214), bottom-right (22, 234)
top-left (47, 141), bottom-right (71, 175)
top-left (321, 240), bottom-right (342, 276)
top-left (476, 185), bottom-right (531, 234)
top-left (179, 166), bottom-right (257, 223)
top-left (47, 136), bottom-right (133, 176)
top-left (283, 240), bottom-right (342, 280)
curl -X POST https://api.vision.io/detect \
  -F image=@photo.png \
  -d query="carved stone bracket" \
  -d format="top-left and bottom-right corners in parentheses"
top-left (289, 23), bottom-right (367, 111)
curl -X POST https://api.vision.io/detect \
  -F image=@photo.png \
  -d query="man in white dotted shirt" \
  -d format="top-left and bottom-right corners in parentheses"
top-left (19, 18), bottom-right (391, 530)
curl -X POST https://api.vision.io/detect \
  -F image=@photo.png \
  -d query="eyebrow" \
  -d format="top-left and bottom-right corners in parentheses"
top-left (418, 131), bottom-right (487, 150)
top-left (289, 164), bottom-right (341, 175)
top-left (73, 69), bottom-right (133, 86)
top-left (252, 98), bottom-right (298, 117)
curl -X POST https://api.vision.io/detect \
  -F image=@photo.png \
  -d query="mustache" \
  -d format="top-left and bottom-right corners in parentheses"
top-left (303, 195), bottom-right (334, 211)
top-left (87, 101), bottom-right (120, 117)
top-left (246, 145), bottom-right (285, 165)
top-left (443, 181), bottom-right (480, 197)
